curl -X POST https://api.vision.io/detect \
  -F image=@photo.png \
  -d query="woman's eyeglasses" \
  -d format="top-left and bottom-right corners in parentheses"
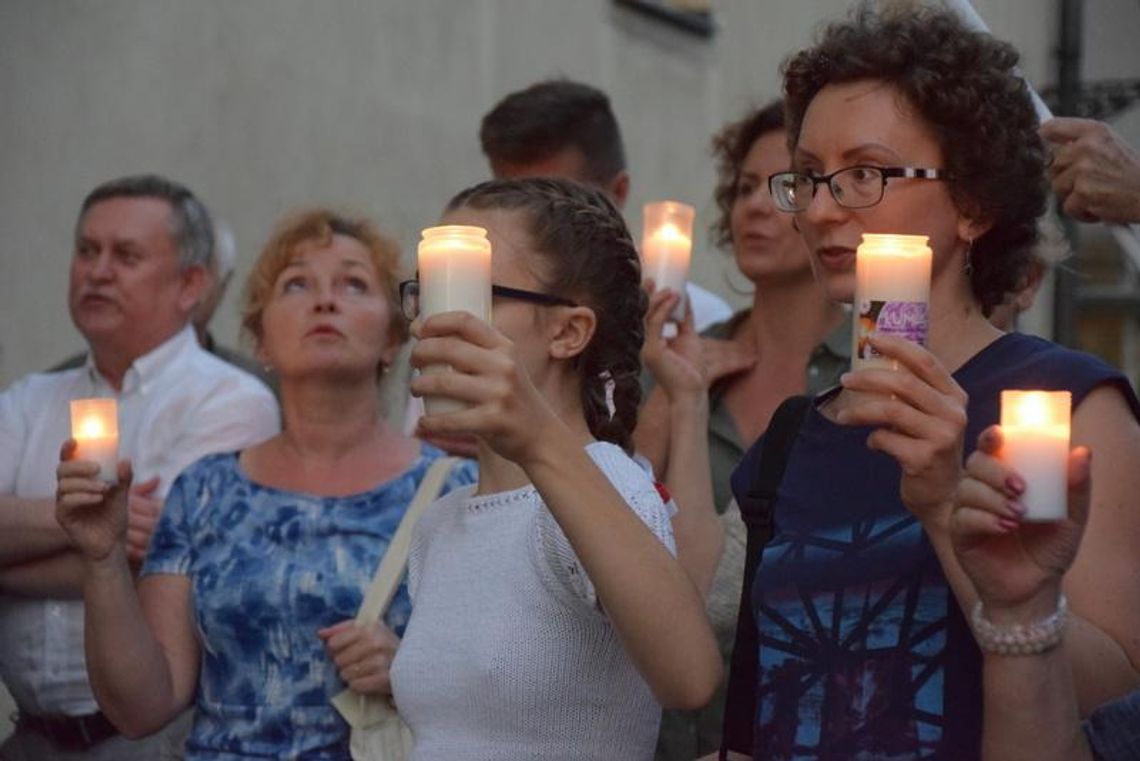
top-left (398, 279), bottom-right (577, 321)
top-left (767, 165), bottom-right (946, 212)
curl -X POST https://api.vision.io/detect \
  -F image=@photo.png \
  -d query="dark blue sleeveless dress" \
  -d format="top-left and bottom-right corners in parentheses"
top-left (730, 333), bottom-right (1140, 760)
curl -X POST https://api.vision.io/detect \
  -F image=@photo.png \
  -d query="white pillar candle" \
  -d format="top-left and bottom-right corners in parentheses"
top-left (417, 225), bottom-right (492, 415)
top-left (69, 398), bottom-right (119, 483)
top-left (641, 201), bottom-right (695, 321)
top-left (1000, 390), bottom-right (1071, 522)
top-left (852, 233), bottom-right (933, 371)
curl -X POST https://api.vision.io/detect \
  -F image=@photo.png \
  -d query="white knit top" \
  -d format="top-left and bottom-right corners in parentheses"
top-left (390, 441), bottom-right (676, 760)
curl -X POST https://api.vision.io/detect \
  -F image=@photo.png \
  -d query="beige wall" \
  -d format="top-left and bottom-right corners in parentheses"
top-left (8, 0), bottom-right (1128, 386)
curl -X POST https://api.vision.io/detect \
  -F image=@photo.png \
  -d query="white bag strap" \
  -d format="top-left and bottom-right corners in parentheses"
top-left (332, 456), bottom-right (460, 729)
top-left (354, 456), bottom-right (459, 625)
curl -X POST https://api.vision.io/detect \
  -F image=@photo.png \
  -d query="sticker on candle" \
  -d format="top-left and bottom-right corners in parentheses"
top-left (856, 300), bottom-right (930, 359)
top-left (417, 225), bottom-right (492, 415)
top-left (1000, 390), bottom-right (1071, 522)
top-left (641, 201), bottom-right (695, 322)
top-left (852, 233), bottom-right (932, 370)
top-left (69, 398), bottom-right (119, 483)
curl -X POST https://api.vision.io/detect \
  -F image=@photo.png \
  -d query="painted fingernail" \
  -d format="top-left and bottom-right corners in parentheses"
top-left (1005, 475), bottom-right (1026, 495)
top-left (998, 517), bottom-right (1020, 532)
top-left (1006, 500), bottom-right (1027, 518)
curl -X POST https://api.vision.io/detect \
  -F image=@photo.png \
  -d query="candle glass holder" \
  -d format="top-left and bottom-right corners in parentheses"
top-left (1000, 390), bottom-right (1071, 522)
top-left (852, 233), bottom-right (932, 371)
top-left (641, 201), bottom-right (695, 321)
top-left (417, 225), bottom-right (493, 415)
top-left (69, 398), bottom-right (119, 483)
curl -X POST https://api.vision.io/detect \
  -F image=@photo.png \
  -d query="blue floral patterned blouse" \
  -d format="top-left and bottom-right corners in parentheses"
top-left (142, 445), bottom-right (477, 760)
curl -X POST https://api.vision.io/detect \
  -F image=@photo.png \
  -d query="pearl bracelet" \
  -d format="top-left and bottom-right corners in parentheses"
top-left (970, 594), bottom-right (1068, 655)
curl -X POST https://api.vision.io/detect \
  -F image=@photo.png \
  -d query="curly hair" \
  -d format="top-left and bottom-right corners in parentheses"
top-left (242, 209), bottom-right (408, 358)
top-left (445, 177), bottom-right (646, 454)
top-left (709, 99), bottom-right (786, 249)
top-left (782, 3), bottom-right (1048, 313)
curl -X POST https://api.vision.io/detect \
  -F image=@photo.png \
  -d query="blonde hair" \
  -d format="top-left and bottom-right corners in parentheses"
top-left (242, 209), bottom-right (408, 350)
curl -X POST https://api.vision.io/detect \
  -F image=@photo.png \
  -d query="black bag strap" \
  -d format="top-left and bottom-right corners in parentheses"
top-left (720, 394), bottom-right (812, 758)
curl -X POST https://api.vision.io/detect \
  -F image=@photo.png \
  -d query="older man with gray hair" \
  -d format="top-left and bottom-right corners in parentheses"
top-left (0, 174), bottom-right (279, 759)
top-left (53, 213), bottom-right (276, 393)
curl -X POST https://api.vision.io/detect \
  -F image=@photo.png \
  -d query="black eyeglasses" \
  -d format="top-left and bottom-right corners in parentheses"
top-left (398, 279), bottom-right (577, 321)
top-left (767, 165), bottom-right (946, 213)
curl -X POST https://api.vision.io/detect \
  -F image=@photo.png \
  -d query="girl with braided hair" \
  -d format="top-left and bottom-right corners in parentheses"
top-left (388, 176), bottom-right (721, 759)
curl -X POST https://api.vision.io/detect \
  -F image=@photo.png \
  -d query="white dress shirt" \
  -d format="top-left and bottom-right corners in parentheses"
top-left (0, 325), bottom-right (280, 717)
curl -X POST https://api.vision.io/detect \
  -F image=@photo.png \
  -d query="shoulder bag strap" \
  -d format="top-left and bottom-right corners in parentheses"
top-left (721, 394), bottom-right (812, 758)
top-left (354, 456), bottom-right (459, 625)
top-left (332, 455), bottom-right (461, 729)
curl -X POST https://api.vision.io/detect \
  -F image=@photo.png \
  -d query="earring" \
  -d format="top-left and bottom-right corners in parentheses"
top-left (964, 238), bottom-right (975, 277)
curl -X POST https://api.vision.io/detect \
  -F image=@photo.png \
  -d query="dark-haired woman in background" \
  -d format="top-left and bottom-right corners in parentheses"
top-left (388, 177), bottom-right (721, 759)
top-left (723, 6), bottom-right (1140, 759)
top-left (638, 101), bottom-right (848, 761)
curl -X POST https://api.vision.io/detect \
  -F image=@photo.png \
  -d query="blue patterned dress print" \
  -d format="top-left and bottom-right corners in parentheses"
top-left (142, 445), bottom-right (477, 760)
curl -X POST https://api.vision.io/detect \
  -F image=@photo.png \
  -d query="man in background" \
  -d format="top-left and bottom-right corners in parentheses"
top-left (53, 214), bottom-right (276, 395)
top-left (480, 78), bottom-right (733, 330)
top-left (0, 174), bottom-right (279, 759)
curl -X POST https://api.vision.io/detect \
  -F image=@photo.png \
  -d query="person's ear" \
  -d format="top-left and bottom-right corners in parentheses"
top-left (177, 265), bottom-right (209, 314)
top-left (253, 336), bottom-right (271, 367)
top-left (548, 306), bottom-right (597, 361)
top-left (608, 171), bottom-right (631, 211)
top-left (957, 214), bottom-right (993, 246)
top-left (377, 322), bottom-right (404, 369)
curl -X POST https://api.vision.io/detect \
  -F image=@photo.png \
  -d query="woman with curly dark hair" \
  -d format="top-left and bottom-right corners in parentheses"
top-left (387, 177), bottom-right (721, 759)
top-left (722, 5), bottom-right (1140, 759)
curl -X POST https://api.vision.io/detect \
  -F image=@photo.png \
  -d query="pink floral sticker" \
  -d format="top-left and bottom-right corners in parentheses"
top-left (857, 300), bottom-right (928, 359)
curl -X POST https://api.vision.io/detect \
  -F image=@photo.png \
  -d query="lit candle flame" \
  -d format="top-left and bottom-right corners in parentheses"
top-left (1009, 391), bottom-right (1065, 428)
top-left (654, 222), bottom-right (689, 245)
top-left (1015, 392), bottom-right (1048, 427)
top-left (77, 416), bottom-right (108, 439)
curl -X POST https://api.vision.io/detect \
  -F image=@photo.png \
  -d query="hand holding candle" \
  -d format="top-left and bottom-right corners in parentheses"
top-left (641, 201), bottom-right (694, 321)
top-left (1000, 390), bottom-right (1072, 522)
top-left (852, 233), bottom-right (932, 371)
top-left (416, 225), bottom-right (492, 415)
top-left (69, 398), bottom-right (119, 483)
